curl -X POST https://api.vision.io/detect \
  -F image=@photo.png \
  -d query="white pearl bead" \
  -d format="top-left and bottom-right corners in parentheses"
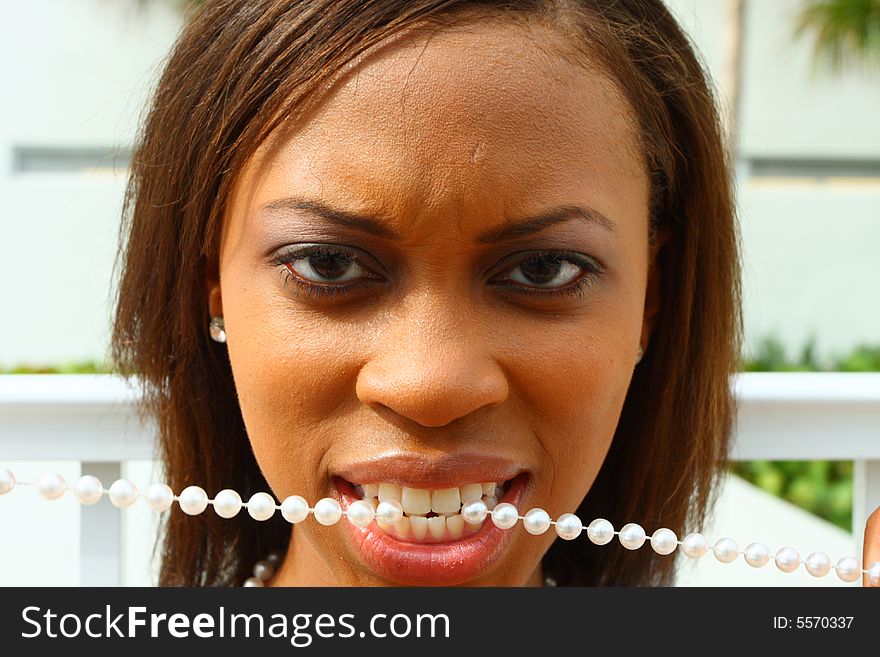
top-left (835, 556), bottom-right (860, 583)
top-left (109, 478), bottom-right (139, 508)
top-left (867, 562), bottom-right (880, 586)
top-left (774, 547), bottom-right (800, 573)
top-left (490, 502), bottom-right (519, 529)
top-left (554, 513), bottom-right (583, 540)
top-left (247, 492), bottom-right (277, 521)
top-left (650, 528), bottom-right (678, 555)
top-left (712, 537), bottom-right (739, 563)
top-left (375, 499), bottom-right (403, 525)
top-left (313, 497), bottom-right (342, 525)
top-left (253, 560), bottom-right (275, 582)
top-left (213, 489), bottom-right (242, 518)
top-left (461, 498), bottom-right (488, 525)
top-left (0, 468), bottom-right (15, 495)
top-left (345, 499), bottom-right (375, 527)
top-left (242, 577), bottom-right (264, 587)
top-left (681, 532), bottom-right (709, 559)
top-left (619, 523), bottom-right (646, 550)
top-left (146, 483), bottom-right (174, 512)
top-left (178, 485), bottom-right (209, 515)
top-left (37, 473), bottom-right (67, 500)
top-left (804, 551), bottom-right (832, 577)
top-left (587, 518), bottom-right (614, 545)
top-left (281, 495), bottom-right (310, 523)
top-left (523, 508), bottom-right (551, 535)
top-left (73, 475), bottom-right (103, 505)
top-left (744, 542), bottom-right (770, 568)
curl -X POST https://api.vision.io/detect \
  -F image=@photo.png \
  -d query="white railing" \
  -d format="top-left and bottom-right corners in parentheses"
top-left (1, 372), bottom-right (879, 586)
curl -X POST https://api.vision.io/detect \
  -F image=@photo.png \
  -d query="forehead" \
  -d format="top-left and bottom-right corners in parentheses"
top-left (228, 17), bottom-right (647, 241)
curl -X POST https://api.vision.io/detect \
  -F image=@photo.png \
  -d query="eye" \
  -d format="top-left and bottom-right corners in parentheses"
top-left (288, 248), bottom-right (363, 283)
top-left (269, 244), bottom-right (384, 301)
top-left (491, 250), bottom-right (602, 298)
top-left (507, 253), bottom-right (583, 287)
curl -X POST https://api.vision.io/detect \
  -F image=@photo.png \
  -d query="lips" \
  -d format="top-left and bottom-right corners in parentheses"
top-left (334, 451), bottom-right (526, 490)
top-left (330, 452), bottom-right (531, 585)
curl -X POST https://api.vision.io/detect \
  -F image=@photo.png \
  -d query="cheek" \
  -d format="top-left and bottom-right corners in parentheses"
top-left (222, 285), bottom-right (364, 497)
top-left (514, 331), bottom-right (630, 441)
top-left (498, 301), bottom-right (639, 499)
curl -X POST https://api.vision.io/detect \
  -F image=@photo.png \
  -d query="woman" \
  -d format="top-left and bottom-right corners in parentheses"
top-left (110, 0), bottom-right (879, 586)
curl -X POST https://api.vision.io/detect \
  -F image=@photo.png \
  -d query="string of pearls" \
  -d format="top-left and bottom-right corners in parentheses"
top-left (2, 467), bottom-right (878, 587)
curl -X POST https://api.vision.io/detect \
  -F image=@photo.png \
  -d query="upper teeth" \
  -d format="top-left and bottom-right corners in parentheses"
top-left (355, 481), bottom-right (501, 516)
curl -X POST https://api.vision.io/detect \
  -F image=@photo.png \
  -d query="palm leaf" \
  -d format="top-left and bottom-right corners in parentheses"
top-left (794, 0), bottom-right (880, 73)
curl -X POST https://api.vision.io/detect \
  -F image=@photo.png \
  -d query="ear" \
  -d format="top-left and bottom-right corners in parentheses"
top-left (205, 260), bottom-right (223, 319)
top-left (640, 225), bottom-right (671, 351)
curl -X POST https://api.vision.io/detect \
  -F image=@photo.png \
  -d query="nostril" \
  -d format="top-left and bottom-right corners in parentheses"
top-left (355, 358), bottom-right (510, 429)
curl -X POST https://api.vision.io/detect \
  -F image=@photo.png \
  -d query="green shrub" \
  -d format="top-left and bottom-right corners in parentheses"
top-left (0, 361), bottom-right (117, 374)
top-left (733, 460), bottom-right (853, 531)
top-left (734, 335), bottom-right (880, 532)
top-left (742, 334), bottom-right (880, 373)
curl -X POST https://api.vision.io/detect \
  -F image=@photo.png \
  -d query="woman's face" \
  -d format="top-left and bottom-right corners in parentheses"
top-left (209, 19), bottom-right (660, 586)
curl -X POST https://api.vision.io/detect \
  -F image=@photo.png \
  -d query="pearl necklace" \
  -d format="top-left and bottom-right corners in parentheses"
top-left (2, 468), bottom-right (878, 586)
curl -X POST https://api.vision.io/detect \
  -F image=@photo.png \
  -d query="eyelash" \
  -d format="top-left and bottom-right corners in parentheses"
top-left (270, 245), bottom-right (602, 303)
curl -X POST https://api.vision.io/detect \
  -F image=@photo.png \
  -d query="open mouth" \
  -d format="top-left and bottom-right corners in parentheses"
top-left (331, 455), bottom-right (531, 585)
top-left (335, 475), bottom-right (521, 544)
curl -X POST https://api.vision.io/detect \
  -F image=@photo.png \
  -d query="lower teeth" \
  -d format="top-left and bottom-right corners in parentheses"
top-left (350, 480), bottom-right (509, 540)
top-left (377, 509), bottom-right (482, 541)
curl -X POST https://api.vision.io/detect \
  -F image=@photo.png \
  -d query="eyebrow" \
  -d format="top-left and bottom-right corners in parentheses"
top-left (259, 196), bottom-right (616, 242)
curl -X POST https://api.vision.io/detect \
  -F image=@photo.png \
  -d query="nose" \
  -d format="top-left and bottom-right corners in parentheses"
top-left (355, 294), bottom-right (509, 428)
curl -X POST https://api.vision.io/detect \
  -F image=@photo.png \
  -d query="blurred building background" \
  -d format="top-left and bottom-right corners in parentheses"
top-left (673, 0), bottom-right (880, 362)
top-left (0, 0), bottom-right (878, 586)
top-left (2, 0), bottom-right (879, 367)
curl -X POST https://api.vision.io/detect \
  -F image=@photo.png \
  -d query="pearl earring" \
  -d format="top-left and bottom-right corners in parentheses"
top-left (209, 316), bottom-right (226, 343)
top-left (636, 346), bottom-right (644, 364)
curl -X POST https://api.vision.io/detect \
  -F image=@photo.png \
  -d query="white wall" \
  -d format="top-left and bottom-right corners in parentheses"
top-left (740, 181), bottom-right (880, 358)
top-left (0, 0), bottom-right (182, 366)
top-left (737, 0), bottom-right (880, 159)
top-left (667, 0), bottom-right (880, 158)
top-left (667, 0), bottom-right (880, 359)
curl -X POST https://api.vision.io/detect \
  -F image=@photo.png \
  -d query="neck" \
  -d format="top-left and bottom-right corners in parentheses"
top-left (525, 564), bottom-right (545, 587)
top-left (268, 529), bottom-right (340, 586)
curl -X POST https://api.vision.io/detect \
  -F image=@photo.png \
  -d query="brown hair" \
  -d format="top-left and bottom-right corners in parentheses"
top-left (111, 0), bottom-right (741, 587)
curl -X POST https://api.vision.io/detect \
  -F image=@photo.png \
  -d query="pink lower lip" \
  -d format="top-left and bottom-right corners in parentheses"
top-left (336, 473), bottom-right (529, 586)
